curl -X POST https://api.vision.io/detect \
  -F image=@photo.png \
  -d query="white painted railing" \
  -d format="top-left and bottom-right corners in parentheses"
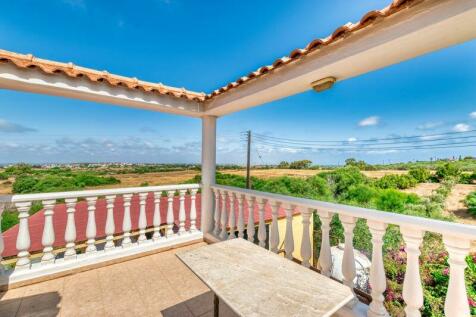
top-left (211, 184), bottom-right (476, 317)
top-left (0, 184), bottom-right (201, 286)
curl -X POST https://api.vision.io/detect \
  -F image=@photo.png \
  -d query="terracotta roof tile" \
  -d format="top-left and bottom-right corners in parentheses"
top-left (206, 0), bottom-right (420, 99)
top-left (0, 49), bottom-right (206, 102)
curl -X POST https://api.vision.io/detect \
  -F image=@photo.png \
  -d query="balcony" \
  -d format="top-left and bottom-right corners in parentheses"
top-left (1, 182), bottom-right (475, 316)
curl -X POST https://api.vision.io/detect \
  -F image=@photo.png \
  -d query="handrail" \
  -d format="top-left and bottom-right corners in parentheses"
top-left (8, 183), bottom-right (201, 203)
top-left (211, 184), bottom-right (476, 240)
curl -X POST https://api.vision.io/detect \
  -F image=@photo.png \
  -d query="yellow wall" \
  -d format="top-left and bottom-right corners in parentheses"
top-left (276, 214), bottom-right (313, 262)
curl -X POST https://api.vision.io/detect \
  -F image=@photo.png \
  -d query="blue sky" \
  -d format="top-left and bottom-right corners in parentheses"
top-left (0, 0), bottom-right (475, 165)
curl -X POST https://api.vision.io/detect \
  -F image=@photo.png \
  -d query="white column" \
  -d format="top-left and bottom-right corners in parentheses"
top-left (213, 189), bottom-right (221, 236)
top-left (85, 197), bottom-right (97, 253)
top-left (246, 196), bottom-right (255, 242)
top-left (269, 201), bottom-right (280, 253)
top-left (300, 208), bottom-right (312, 268)
top-left (317, 210), bottom-right (333, 277)
top-left (284, 204), bottom-right (294, 260)
top-left (152, 191), bottom-right (162, 240)
top-left (64, 198), bottom-right (77, 260)
top-left (228, 192), bottom-right (236, 239)
top-left (201, 115), bottom-right (216, 234)
top-left (236, 194), bottom-right (245, 239)
top-left (189, 189), bottom-right (198, 233)
top-left (444, 236), bottom-right (471, 317)
top-left (40, 200), bottom-right (56, 264)
top-left (104, 195), bottom-right (116, 251)
top-left (15, 202), bottom-right (31, 269)
top-left (219, 191), bottom-right (228, 240)
top-left (121, 194), bottom-right (133, 247)
top-left (178, 190), bottom-right (187, 235)
top-left (340, 214), bottom-right (357, 306)
top-left (257, 198), bottom-right (267, 248)
top-left (401, 227), bottom-right (424, 317)
top-left (138, 193), bottom-right (148, 243)
top-left (166, 191), bottom-right (175, 237)
top-left (367, 220), bottom-right (389, 317)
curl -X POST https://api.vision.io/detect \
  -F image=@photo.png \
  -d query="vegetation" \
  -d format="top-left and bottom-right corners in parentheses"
top-left (465, 192), bottom-right (476, 216)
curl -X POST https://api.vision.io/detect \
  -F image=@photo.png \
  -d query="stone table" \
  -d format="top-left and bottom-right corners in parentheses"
top-left (176, 238), bottom-right (353, 317)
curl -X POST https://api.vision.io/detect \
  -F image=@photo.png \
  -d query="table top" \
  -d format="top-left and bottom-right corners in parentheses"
top-left (176, 238), bottom-right (353, 317)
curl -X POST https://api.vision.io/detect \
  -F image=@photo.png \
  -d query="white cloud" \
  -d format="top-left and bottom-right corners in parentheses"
top-left (470, 112), bottom-right (476, 119)
top-left (347, 137), bottom-right (357, 142)
top-left (358, 116), bottom-right (379, 127)
top-left (417, 121), bottom-right (443, 130)
top-left (453, 123), bottom-right (471, 132)
top-left (0, 119), bottom-right (36, 133)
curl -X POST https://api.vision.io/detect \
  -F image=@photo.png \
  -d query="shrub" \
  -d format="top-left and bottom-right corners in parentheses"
top-left (0, 172), bottom-right (8, 180)
top-left (465, 192), bottom-right (476, 216)
top-left (318, 166), bottom-right (367, 197)
top-left (409, 167), bottom-right (431, 183)
top-left (375, 174), bottom-right (417, 190)
top-left (375, 189), bottom-right (420, 212)
top-left (277, 161), bottom-right (290, 169)
top-left (289, 159), bottom-right (312, 169)
top-left (344, 184), bottom-right (377, 204)
top-left (435, 162), bottom-right (461, 180)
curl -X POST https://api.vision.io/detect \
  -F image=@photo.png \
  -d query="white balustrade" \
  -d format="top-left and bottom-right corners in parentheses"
top-left (401, 227), bottom-right (424, 317)
top-left (257, 198), bottom-right (267, 247)
top-left (138, 193), bottom-right (148, 243)
top-left (15, 201), bottom-right (31, 269)
top-left (284, 204), bottom-right (294, 260)
top-left (152, 192), bottom-right (162, 240)
top-left (213, 189), bottom-right (221, 236)
top-left (189, 189), bottom-right (198, 233)
top-left (85, 197), bottom-right (98, 253)
top-left (228, 193), bottom-right (236, 239)
top-left (236, 194), bottom-right (245, 239)
top-left (340, 215), bottom-right (357, 306)
top-left (219, 191), bottom-right (228, 240)
top-left (166, 191), bottom-right (175, 237)
top-left (104, 195), bottom-right (116, 251)
top-left (269, 201), bottom-right (280, 253)
top-left (178, 190), bottom-right (186, 235)
top-left (317, 210), bottom-right (332, 277)
top-left (40, 200), bottom-right (56, 264)
top-left (300, 208), bottom-right (312, 268)
top-left (64, 198), bottom-right (78, 260)
top-left (121, 194), bottom-right (133, 247)
top-left (367, 221), bottom-right (389, 317)
top-left (246, 196), bottom-right (255, 242)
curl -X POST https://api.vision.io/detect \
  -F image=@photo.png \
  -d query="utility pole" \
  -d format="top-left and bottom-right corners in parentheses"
top-left (246, 130), bottom-right (251, 189)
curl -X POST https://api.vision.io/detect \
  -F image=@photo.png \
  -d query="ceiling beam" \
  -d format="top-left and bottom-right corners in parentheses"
top-left (205, 0), bottom-right (476, 116)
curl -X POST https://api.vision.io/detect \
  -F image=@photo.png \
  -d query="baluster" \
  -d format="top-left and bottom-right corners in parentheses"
top-left (166, 191), bottom-right (175, 237)
top-left (284, 204), bottom-right (294, 260)
top-left (246, 196), bottom-right (255, 242)
top-left (219, 191), bottom-right (228, 240)
top-left (257, 198), bottom-right (267, 247)
top-left (340, 215), bottom-right (357, 306)
top-left (213, 189), bottom-right (221, 236)
top-left (104, 195), bottom-right (116, 251)
top-left (300, 208), bottom-right (312, 268)
top-left (0, 200), bottom-right (5, 273)
top-left (122, 194), bottom-right (133, 247)
top-left (178, 190), bottom-right (187, 235)
top-left (189, 189), bottom-right (198, 233)
top-left (401, 227), bottom-right (424, 317)
top-left (444, 236), bottom-right (471, 317)
top-left (85, 197), bottom-right (98, 253)
top-left (152, 192), bottom-right (162, 240)
top-left (64, 198), bottom-right (77, 260)
top-left (317, 210), bottom-right (333, 277)
top-left (41, 200), bottom-right (56, 264)
top-left (368, 221), bottom-right (389, 317)
top-left (15, 202), bottom-right (31, 269)
top-left (236, 194), bottom-right (245, 239)
top-left (269, 201), bottom-right (280, 253)
top-left (228, 193), bottom-right (236, 239)
top-left (138, 193), bottom-right (148, 243)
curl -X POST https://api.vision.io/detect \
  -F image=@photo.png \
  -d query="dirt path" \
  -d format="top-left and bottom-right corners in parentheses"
top-left (225, 168), bottom-right (407, 179)
top-left (445, 184), bottom-right (476, 225)
top-left (403, 182), bottom-right (440, 197)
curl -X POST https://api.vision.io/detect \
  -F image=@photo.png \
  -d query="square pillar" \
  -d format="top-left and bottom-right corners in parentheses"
top-left (201, 115), bottom-right (216, 234)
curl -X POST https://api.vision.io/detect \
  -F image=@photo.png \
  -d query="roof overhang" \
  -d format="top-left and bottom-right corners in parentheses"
top-left (204, 0), bottom-right (476, 116)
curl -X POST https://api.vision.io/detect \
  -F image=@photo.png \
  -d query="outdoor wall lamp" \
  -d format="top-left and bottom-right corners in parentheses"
top-left (311, 76), bottom-right (336, 92)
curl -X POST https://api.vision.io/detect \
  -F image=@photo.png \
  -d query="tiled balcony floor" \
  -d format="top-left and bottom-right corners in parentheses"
top-left (0, 242), bottom-right (238, 317)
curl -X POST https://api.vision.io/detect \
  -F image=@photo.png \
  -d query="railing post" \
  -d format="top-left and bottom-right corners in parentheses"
top-left (166, 191), bottom-right (175, 237)
top-left (122, 194), bottom-right (133, 247)
top-left (104, 195), bottom-right (116, 251)
top-left (401, 227), bottom-right (424, 317)
top-left (201, 115), bottom-right (216, 235)
top-left (246, 196), bottom-right (255, 242)
top-left (152, 191), bottom-right (162, 240)
top-left (190, 189), bottom-right (198, 233)
top-left (15, 201), bottom-right (31, 269)
top-left (85, 197), bottom-right (98, 253)
top-left (138, 193), bottom-right (148, 243)
top-left (219, 191), bottom-right (228, 240)
top-left (257, 198), bottom-right (267, 248)
top-left (444, 236), bottom-right (471, 317)
top-left (178, 190), bottom-right (187, 235)
top-left (269, 201), bottom-right (281, 253)
top-left (228, 192), bottom-right (236, 239)
top-left (317, 210), bottom-right (333, 277)
top-left (213, 189), bottom-right (221, 236)
top-left (300, 207), bottom-right (312, 268)
top-left (236, 194), bottom-right (245, 239)
top-left (41, 200), bottom-right (56, 265)
top-left (340, 214), bottom-right (357, 306)
top-left (284, 204), bottom-right (295, 260)
top-left (64, 198), bottom-right (77, 260)
top-left (367, 220), bottom-right (389, 317)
